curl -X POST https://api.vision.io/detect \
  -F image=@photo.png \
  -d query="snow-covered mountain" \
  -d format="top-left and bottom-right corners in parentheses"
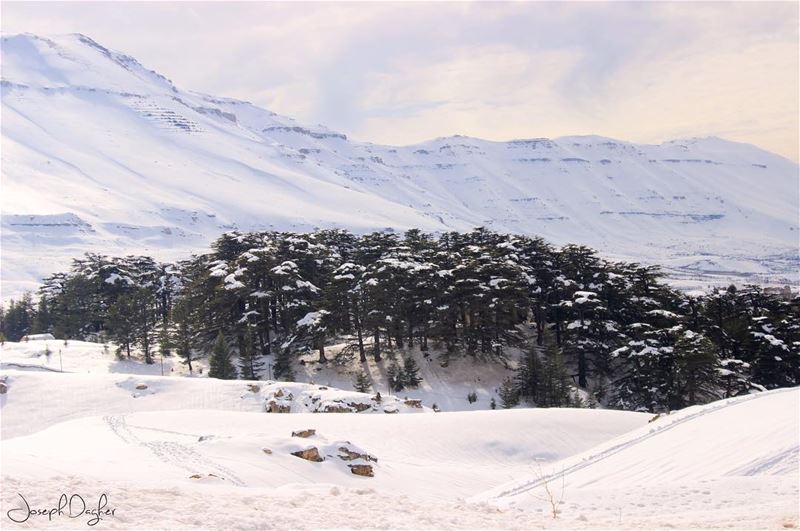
top-left (2, 33), bottom-right (798, 297)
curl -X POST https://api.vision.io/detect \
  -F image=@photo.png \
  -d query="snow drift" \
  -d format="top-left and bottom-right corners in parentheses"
top-left (1, 336), bottom-right (797, 528)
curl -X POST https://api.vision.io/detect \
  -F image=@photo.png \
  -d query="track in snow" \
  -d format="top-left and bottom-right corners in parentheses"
top-left (104, 414), bottom-right (245, 486)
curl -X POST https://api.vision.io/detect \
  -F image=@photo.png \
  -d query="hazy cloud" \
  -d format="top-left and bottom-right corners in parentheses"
top-left (2, 1), bottom-right (797, 159)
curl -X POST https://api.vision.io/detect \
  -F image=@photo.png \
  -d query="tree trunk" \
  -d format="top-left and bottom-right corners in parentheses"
top-left (578, 351), bottom-right (587, 388)
top-left (373, 329), bottom-right (381, 362)
top-left (318, 341), bottom-right (326, 363)
top-left (357, 323), bottom-right (366, 362)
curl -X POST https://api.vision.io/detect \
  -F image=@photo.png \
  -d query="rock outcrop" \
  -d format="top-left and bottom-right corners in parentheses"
top-left (348, 464), bottom-right (374, 477)
top-left (291, 447), bottom-right (324, 462)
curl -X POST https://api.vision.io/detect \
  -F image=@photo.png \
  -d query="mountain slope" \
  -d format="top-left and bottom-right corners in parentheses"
top-left (2, 33), bottom-right (798, 297)
top-left (473, 387), bottom-right (799, 527)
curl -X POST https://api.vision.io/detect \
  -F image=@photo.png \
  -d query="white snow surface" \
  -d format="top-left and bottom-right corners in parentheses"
top-left (1, 340), bottom-right (798, 528)
top-left (2, 33), bottom-right (799, 298)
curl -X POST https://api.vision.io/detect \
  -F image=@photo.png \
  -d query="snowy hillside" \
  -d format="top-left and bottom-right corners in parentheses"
top-left (1, 344), bottom-right (797, 527)
top-left (475, 387), bottom-right (799, 529)
top-left (2, 32), bottom-right (798, 297)
top-left (0, 338), bottom-right (518, 414)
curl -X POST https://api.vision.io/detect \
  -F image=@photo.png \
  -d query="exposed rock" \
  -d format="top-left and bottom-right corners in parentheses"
top-left (338, 446), bottom-right (377, 462)
top-left (349, 402), bottom-right (371, 412)
top-left (135, 383), bottom-right (148, 390)
top-left (348, 464), bottom-right (374, 477)
top-left (262, 448), bottom-right (272, 455)
top-left (404, 399), bottom-right (423, 408)
top-left (292, 429), bottom-right (316, 438)
top-left (189, 474), bottom-right (202, 479)
top-left (320, 403), bottom-right (353, 413)
top-left (383, 406), bottom-right (399, 414)
top-left (291, 447), bottom-right (324, 462)
top-left (0, 382), bottom-right (7, 395)
top-left (318, 386), bottom-right (328, 390)
top-left (266, 390), bottom-right (293, 413)
top-left (198, 435), bottom-right (214, 442)
top-left (267, 401), bottom-right (291, 413)
top-left (246, 384), bottom-right (261, 393)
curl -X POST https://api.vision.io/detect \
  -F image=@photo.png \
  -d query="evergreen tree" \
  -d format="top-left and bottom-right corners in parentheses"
top-left (208, 331), bottom-right (237, 379)
top-left (539, 340), bottom-right (573, 407)
top-left (172, 298), bottom-right (197, 373)
top-left (353, 369), bottom-right (372, 393)
top-left (106, 293), bottom-right (137, 358)
top-left (516, 344), bottom-right (544, 404)
top-left (272, 347), bottom-right (295, 381)
top-left (499, 377), bottom-right (519, 408)
top-left (671, 330), bottom-right (719, 408)
top-left (386, 363), bottom-right (404, 392)
top-left (158, 318), bottom-right (172, 359)
top-left (132, 288), bottom-right (158, 365)
top-left (2, 294), bottom-right (34, 341)
top-left (238, 329), bottom-right (264, 380)
top-left (13, 227), bottom-right (800, 412)
top-left (402, 356), bottom-right (422, 388)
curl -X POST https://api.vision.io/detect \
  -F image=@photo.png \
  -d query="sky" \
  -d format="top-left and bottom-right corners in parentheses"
top-left (2, 1), bottom-right (798, 161)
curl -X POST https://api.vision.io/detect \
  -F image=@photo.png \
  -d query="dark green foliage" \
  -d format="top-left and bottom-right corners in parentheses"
top-left (402, 356), bottom-right (422, 388)
top-left (386, 363), bottom-right (404, 392)
top-left (499, 378), bottom-right (519, 408)
top-left (238, 329), bottom-right (264, 380)
top-left (106, 293), bottom-right (138, 358)
top-left (172, 298), bottom-right (197, 373)
top-left (353, 369), bottom-right (372, 393)
top-left (1, 294), bottom-right (34, 341)
top-left (208, 331), bottom-right (237, 380)
top-left (6, 228), bottom-right (798, 412)
top-left (272, 348), bottom-right (295, 381)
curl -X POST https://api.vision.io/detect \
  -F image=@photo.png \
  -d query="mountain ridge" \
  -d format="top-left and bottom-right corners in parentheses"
top-left (1, 32), bottom-right (798, 297)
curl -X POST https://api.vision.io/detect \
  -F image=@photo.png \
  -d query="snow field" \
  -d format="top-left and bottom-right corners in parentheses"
top-left (1, 333), bottom-right (798, 528)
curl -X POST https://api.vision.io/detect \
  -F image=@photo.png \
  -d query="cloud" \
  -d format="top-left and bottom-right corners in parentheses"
top-left (1, 1), bottom-right (797, 160)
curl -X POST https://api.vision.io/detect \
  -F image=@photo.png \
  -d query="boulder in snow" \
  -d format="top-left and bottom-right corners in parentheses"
top-left (291, 429), bottom-right (316, 438)
top-left (349, 401), bottom-right (371, 412)
top-left (348, 464), bottom-right (374, 477)
top-left (320, 403), bottom-right (352, 413)
top-left (267, 401), bottom-right (291, 413)
top-left (338, 446), bottom-right (377, 463)
top-left (291, 447), bottom-right (324, 462)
